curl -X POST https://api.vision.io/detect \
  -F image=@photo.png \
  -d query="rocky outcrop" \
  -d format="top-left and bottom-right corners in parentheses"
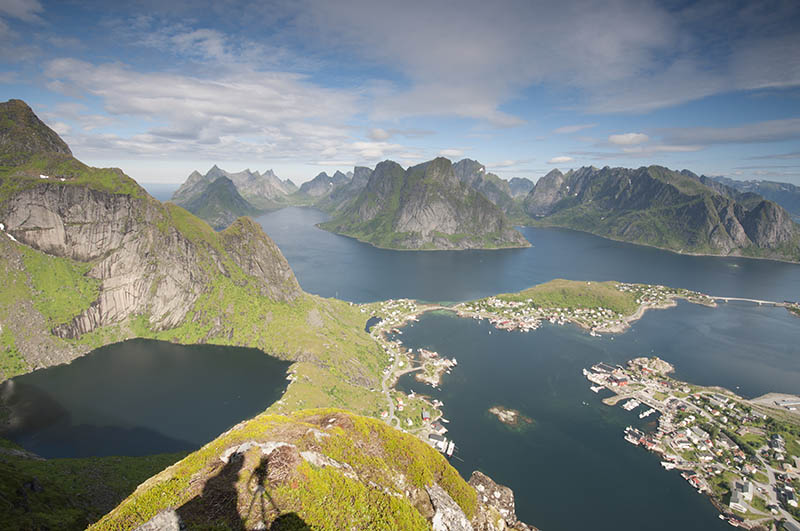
top-left (321, 158), bottom-right (529, 250)
top-left (453, 159), bottom-right (514, 212)
top-left (469, 471), bottom-right (536, 531)
top-left (523, 165), bottom-right (800, 260)
top-left (0, 180), bottom-right (299, 339)
top-left (508, 178), bottom-right (534, 198)
top-left (315, 165), bottom-right (373, 213)
top-left (298, 170), bottom-right (350, 197)
top-left (172, 165), bottom-right (294, 212)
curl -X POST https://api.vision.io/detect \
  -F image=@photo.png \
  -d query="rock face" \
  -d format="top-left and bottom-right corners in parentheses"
top-left (710, 175), bottom-right (800, 220)
top-left (1, 183), bottom-right (300, 338)
top-left (523, 165), bottom-right (800, 260)
top-left (298, 170), bottom-right (350, 197)
top-left (320, 157), bottom-right (529, 250)
top-left (469, 471), bottom-right (536, 531)
top-left (508, 177), bottom-right (534, 198)
top-left (315, 165), bottom-right (373, 213)
top-left (0, 99), bottom-right (71, 165)
top-left (453, 159), bottom-right (514, 212)
top-left (0, 103), bottom-right (302, 341)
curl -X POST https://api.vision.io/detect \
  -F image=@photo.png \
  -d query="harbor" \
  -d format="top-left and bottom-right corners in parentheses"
top-left (584, 357), bottom-right (800, 529)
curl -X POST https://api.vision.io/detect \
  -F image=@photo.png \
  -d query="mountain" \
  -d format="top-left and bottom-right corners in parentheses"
top-left (298, 170), bottom-right (350, 197)
top-left (709, 175), bottom-right (800, 220)
top-left (453, 158), bottom-right (514, 212)
top-left (315, 165), bottom-right (372, 213)
top-left (319, 157), bottom-right (529, 250)
top-left (172, 165), bottom-right (294, 214)
top-left (523, 165), bottom-right (800, 261)
top-left (91, 409), bottom-right (535, 531)
top-left (509, 177), bottom-right (534, 198)
top-left (182, 176), bottom-right (259, 230)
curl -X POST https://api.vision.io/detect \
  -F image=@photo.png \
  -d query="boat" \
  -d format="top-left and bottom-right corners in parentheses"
top-left (624, 426), bottom-right (644, 445)
top-left (590, 385), bottom-right (604, 393)
top-left (639, 408), bottom-right (656, 419)
top-left (660, 461), bottom-right (676, 470)
top-left (622, 399), bottom-right (640, 411)
top-left (446, 440), bottom-right (455, 457)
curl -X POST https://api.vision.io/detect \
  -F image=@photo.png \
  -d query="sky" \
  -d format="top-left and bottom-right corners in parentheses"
top-left (1, 0), bottom-right (800, 185)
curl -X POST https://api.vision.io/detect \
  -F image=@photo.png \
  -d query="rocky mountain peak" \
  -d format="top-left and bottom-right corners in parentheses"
top-left (0, 99), bottom-right (72, 163)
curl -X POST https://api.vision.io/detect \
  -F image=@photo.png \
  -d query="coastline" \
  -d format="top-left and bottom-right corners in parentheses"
top-left (523, 222), bottom-right (800, 265)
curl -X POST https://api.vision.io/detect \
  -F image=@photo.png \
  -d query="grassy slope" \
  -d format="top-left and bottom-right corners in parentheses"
top-left (90, 409), bottom-right (476, 531)
top-left (0, 442), bottom-right (186, 531)
top-left (495, 279), bottom-right (640, 315)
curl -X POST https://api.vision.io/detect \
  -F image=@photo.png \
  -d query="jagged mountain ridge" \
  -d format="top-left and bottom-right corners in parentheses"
top-left (183, 176), bottom-right (260, 230)
top-left (320, 157), bottom-right (529, 250)
top-left (523, 165), bottom-right (800, 260)
top-left (452, 159), bottom-right (515, 212)
top-left (315, 165), bottom-right (373, 213)
top-left (298, 170), bottom-right (350, 197)
top-left (709, 175), bottom-right (800, 220)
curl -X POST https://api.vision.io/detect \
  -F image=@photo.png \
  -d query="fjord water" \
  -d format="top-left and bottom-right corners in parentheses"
top-left (392, 306), bottom-right (798, 531)
top-left (0, 340), bottom-right (290, 458)
top-left (256, 207), bottom-right (800, 303)
top-left (257, 207), bottom-right (800, 530)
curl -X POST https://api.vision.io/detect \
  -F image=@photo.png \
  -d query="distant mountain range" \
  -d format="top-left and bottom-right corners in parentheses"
top-left (709, 175), bottom-right (800, 221)
top-left (319, 157), bottom-right (529, 250)
top-left (522, 166), bottom-right (800, 261)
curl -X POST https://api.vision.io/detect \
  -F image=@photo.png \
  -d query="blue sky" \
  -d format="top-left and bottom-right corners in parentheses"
top-left (1, 0), bottom-right (799, 185)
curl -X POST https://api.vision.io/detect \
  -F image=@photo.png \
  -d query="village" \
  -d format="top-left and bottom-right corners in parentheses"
top-left (584, 356), bottom-right (800, 530)
top-left (454, 282), bottom-right (716, 335)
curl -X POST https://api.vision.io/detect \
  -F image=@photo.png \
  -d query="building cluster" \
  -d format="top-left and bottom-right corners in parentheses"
top-left (585, 356), bottom-right (800, 529)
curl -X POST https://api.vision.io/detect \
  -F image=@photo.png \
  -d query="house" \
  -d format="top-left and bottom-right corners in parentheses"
top-left (729, 489), bottom-right (747, 513)
top-left (421, 410), bottom-right (430, 421)
top-left (689, 426), bottom-right (710, 443)
top-left (787, 489), bottom-right (797, 508)
top-left (733, 479), bottom-right (753, 502)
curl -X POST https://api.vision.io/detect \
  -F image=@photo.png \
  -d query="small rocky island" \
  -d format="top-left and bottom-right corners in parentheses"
top-left (489, 406), bottom-right (533, 428)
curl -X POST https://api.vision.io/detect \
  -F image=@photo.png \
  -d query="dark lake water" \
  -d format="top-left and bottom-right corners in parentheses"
top-left (0, 340), bottom-right (290, 458)
top-left (392, 307), bottom-right (799, 531)
top-left (255, 207), bottom-right (800, 303)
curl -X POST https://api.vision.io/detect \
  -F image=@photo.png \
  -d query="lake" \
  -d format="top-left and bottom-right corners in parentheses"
top-left (0, 340), bottom-right (290, 458)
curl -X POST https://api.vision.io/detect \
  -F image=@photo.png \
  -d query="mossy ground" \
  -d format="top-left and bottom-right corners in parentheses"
top-left (90, 409), bottom-right (477, 531)
top-left (496, 279), bottom-right (640, 315)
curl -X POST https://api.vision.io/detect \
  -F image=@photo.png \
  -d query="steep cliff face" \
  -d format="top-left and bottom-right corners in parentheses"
top-left (710, 175), bottom-right (800, 220)
top-left (0, 99), bottom-right (71, 165)
top-left (1, 182), bottom-right (299, 339)
top-left (508, 177), bottom-right (534, 198)
top-left (320, 158), bottom-right (529, 250)
top-left (523, 165), bottom-right (800, 260)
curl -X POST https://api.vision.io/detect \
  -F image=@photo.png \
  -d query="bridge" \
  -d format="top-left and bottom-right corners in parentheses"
top-left (710, 296), bottom-right (788, 307)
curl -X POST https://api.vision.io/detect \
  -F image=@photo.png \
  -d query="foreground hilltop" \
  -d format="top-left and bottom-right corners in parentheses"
top-left (523, 166), bottom-right (800, 261)
top-left (320, 157), bottom-right (529, 250)
top-left (91, 409), bottom-right (534, 531)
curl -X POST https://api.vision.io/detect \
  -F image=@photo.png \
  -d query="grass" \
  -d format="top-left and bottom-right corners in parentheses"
top-left (496, 279), bottom-right (639, 314)
top-left (0, 448), bottom-right (186, 531)
top-left (90, 409), bottom-right (477, 531)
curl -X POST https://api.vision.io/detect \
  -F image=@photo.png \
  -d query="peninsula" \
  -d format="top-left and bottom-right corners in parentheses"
top-left (319, 157), bottom-right (530, 250)
top-left (584, 357), bottom-right (800, 529)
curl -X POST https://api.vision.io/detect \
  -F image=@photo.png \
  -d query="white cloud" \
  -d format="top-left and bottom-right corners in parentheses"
top-left (661, 118), bottom-right (800, 145)
top-left (554, 123), bottom-right (597, 134)
top-left (439, 148), bottom-right (464, 158)
top-left (368, 128), bottom-right (390, 141)
top-left (620, 144), bottom-right (702, 154)
top-left (608, 132), bottom-right (649, 145)
top-left (0, 0), bottom-right (43, 23)
top-left (548, 156), bottom-right (574, 164)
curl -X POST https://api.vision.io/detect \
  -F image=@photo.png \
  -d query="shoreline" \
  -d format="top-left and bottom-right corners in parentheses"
top-left (523, 222), bottom-right (800, 265)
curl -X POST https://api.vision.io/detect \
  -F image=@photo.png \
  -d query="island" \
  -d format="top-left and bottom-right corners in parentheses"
top-left (489, 406), bottom-right (534, 429)
top-left (584, 357), bottom-right (800, 529)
